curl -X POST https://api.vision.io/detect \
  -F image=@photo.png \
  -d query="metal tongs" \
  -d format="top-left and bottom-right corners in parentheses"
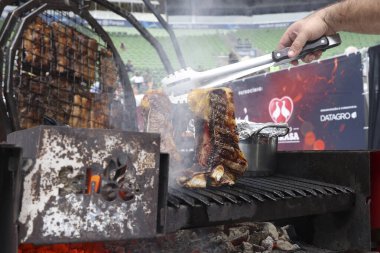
top-left (162, 34), bottom-right (341, 96)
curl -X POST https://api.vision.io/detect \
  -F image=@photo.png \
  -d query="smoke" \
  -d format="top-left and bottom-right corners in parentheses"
top-left (137, 92), bottom-right (196, 189)
top-left (168, 102), bottom-right (196, 188)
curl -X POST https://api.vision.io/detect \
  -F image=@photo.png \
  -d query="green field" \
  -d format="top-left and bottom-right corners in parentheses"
top-left (107, 26), bottom-right (380, 85)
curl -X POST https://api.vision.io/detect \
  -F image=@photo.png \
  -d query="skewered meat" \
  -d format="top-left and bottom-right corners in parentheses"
top-left (52, 21), bottom-right (74, 74)
top-left (71, 32), bottom-right (97, 82)
top-left (41, 26), bottom-right (52, 67)
top-left (52, 21), bottom-right (73, 48)
top-left (90, 93), bottom-right (110, 128)
top-left (180, 88), bottom-right (247, 188)
top-left (16, 16), bottom-right (117, 130)
top-left (87, 38), bottom-right (98, 60)
top-left (141, 91), bottom-right (182, 167)
top-left (100, 49), bottom-right (118, 92)
top-left (22, 17), bottom-right (53, 68)
top-left (69, 94), bottom-right (82, 127)
top-left (66, 93), bottom-right (93, 128)
top-left (80, 96), bottom-right (89, 128)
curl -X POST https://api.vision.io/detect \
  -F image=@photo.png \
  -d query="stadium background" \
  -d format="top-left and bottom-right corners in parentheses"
top-left (3, 1), bottom-right (378, 92)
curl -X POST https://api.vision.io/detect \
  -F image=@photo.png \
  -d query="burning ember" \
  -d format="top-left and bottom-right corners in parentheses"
top-left (18, 243), bottom-right (112, 253)
top-left (114, 222), bottom-right (299, 252)
top-left (17, 222), bottom-right (299, 253)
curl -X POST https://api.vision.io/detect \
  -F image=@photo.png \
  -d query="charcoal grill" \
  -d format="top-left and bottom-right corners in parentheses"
top-left (7, 124), bottom-right (370, 251)
top-left (161, 151), bottom-right (371, 251)
top-left (0, 1), bottom-right (372, 252)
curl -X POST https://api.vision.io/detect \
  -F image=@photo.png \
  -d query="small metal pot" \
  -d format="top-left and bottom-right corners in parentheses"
top-left (239, 124), bottom-right (289, 177)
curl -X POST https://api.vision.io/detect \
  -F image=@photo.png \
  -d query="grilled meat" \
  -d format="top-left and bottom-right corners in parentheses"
top-left (100, 49), bottom-right (118, 92)
top-left (22, 17), bottom-right (53, 68)
top-left (180, 88), bottom-right (247, 187)
top-left (182, 173), bottom-right (207, 188)
top-left (15, 16), bottom-right (116, 130)
top-left (141, 91), bottom-right (182, 167)
top-left (51, 21), bottom-right (73, 73)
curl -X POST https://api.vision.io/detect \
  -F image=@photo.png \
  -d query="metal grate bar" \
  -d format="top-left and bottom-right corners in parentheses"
top-left (169, 188), bottom-right (196, 207)
top-left (282, 177), bottom-right (334, 195)
top-left (168, 195), bottom-right (180, 208)
top-left (212, 187), bottom-right (252, 203)
top-left (247, 178), bottom-right (308, 197)
top-left (201, 188), bottom-right (238, 204)
top-left (226, 186), bottom-right (265, 202)
top-left (177, 188), bottom-right (211, 206)
top-left (239, 178), bottom-right (287, 198)
top-left (270, 177), bottom-right (328, 196)
top-left (277, 175), bottom-right (349, 194)
top-left (194, 189), bottom-right (225, 205)
top-left (235, 182), bottom-right (279, 201)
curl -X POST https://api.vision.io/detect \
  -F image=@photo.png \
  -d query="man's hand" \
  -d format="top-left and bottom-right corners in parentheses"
top-left (278, 0), bottom-right (380, 65)
top-left (278, 9), bottom-right (336, 64)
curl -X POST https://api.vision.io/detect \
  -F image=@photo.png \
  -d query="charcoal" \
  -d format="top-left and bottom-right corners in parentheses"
top-left (117, 222), bottom-right (300, 253)
top-left (242, 241), bottom-right (254, 253)
top-left (261, 236), bottom-right (274, 251)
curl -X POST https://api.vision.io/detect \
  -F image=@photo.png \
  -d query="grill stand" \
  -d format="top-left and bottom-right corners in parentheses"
top-left (4, 128), bottom-right (371, 251)
top-left (161, 151), bottom-right (370, 252)
top-left (0, 145), bottom-right (22, 253)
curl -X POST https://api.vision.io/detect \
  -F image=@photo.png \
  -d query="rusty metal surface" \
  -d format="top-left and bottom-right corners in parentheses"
top-left (7, 126), bottom-right (161, 244)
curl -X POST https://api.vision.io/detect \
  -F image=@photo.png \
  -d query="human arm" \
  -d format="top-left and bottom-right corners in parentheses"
top-left (279, 0), bottom-right (380, 63)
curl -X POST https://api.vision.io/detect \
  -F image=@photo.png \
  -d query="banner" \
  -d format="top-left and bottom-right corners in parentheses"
top-left (231, 54), bottom-right (367, 151)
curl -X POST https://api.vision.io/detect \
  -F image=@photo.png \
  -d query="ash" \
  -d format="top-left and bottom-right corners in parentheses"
top-left (110, 222), bottom-right (304, 253)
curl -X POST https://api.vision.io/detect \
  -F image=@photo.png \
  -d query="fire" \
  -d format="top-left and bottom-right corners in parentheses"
top-left (19, 243), bottom-right (110, 253)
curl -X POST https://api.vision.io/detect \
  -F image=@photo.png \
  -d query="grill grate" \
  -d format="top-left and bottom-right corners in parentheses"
top-left (168, 175), bottom-right (354, 208)
top-left (14, 10), bottom-right (117, 129)
top-left (0, 1), bottom-right (136, 135)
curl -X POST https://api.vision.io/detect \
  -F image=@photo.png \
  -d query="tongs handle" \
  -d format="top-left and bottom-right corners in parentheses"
top-left (272, 34), bottom-right (342, 62)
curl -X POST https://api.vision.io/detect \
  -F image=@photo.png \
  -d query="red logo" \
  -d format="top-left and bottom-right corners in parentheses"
top-left (268, 96), bottom-right (293, 123)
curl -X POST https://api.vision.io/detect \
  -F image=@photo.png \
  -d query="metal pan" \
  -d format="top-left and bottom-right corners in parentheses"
top-left (239, 124), bottom-right (289, 176)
